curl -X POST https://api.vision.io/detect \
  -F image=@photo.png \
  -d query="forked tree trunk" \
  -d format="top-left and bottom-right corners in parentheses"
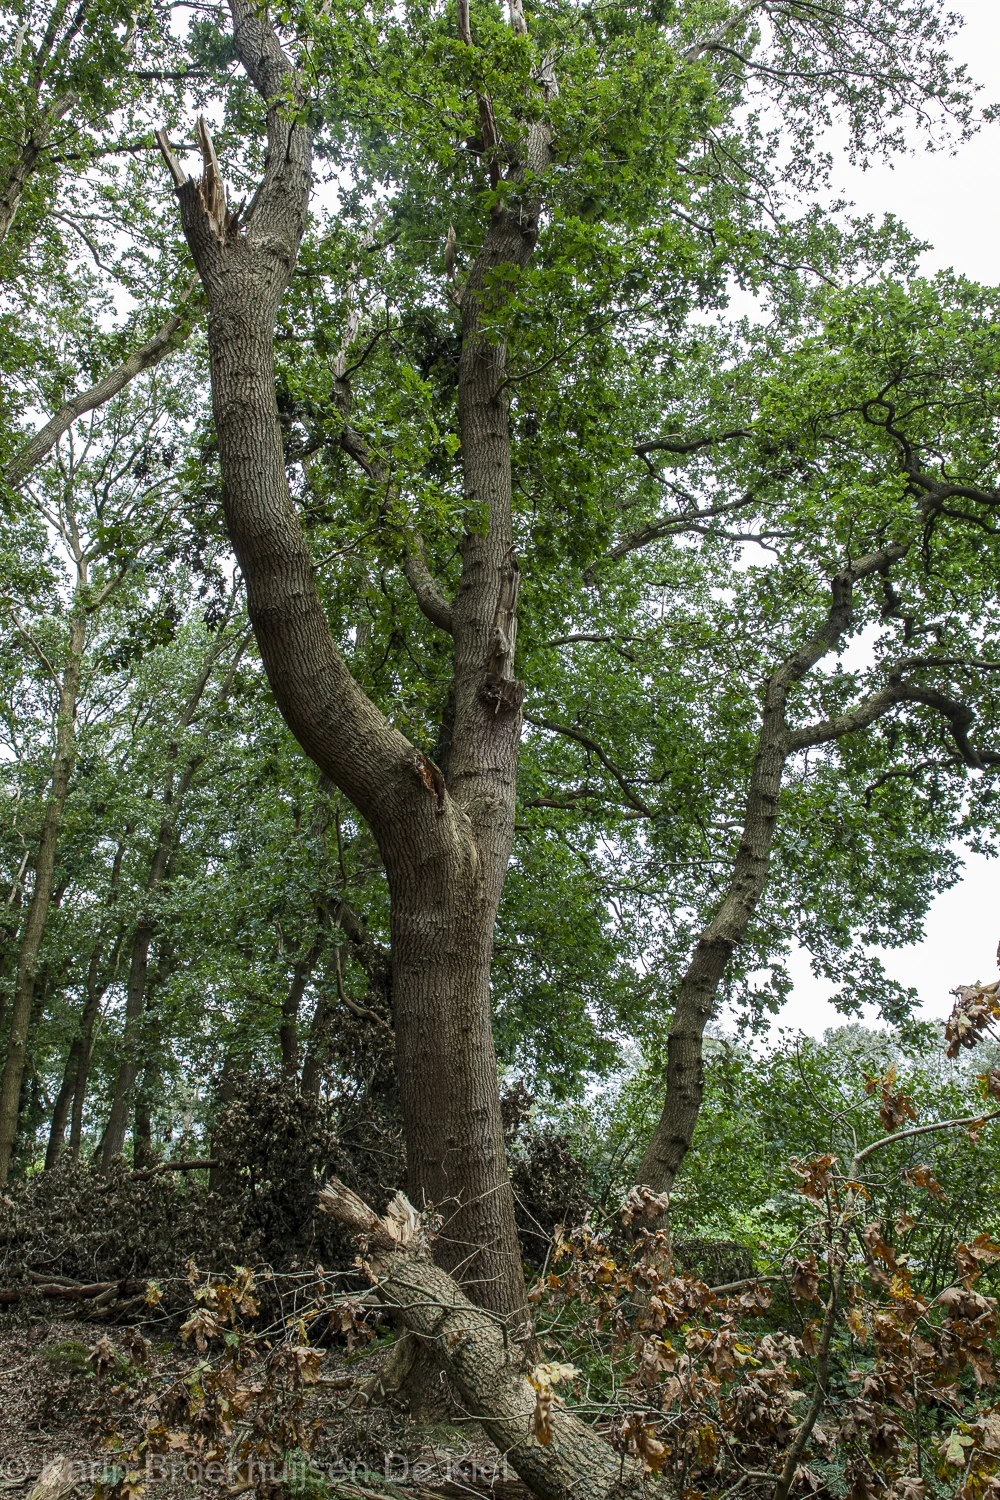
top-left (157, 0), bottom-right (535, 1325)
top-left (635, 545), bottom-right (912, 1201)
top-left (0, 612), bottom-right (85, 1185)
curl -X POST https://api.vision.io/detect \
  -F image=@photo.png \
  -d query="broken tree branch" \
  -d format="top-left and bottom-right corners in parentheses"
top-left (317, 1179), bottom-right (657, 1500)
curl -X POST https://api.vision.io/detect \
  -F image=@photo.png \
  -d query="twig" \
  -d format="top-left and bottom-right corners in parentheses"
top-left (853, 1109), bottom-right (1000, 1166)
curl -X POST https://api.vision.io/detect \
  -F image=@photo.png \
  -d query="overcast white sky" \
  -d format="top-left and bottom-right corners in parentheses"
top-left (776, 0), bottom-right (1000, 1037)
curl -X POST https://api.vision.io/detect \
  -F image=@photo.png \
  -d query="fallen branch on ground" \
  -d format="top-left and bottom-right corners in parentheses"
top-left (0, 1277), bottom-right (144, 1306)
top-left (27, 1458), bottom-right (76, 1500)
top-left (317, 1178), bottom-right (664, 1500)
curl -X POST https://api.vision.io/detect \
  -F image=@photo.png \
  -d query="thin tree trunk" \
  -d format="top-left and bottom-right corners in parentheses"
top-left (67, 841), bottom-right (128, 1164)
top-left (0, 864), bottom-right (27, 1044)
top-left (122, 944), bottom-right (178, 1169)
top-left (133, 1075), bottom-right (154, 1169)
top-left (69, 948), bottom-right (120, 1164)
top-left (279, 927), bottom-right (325, 1079)
top-left (635, 545), bottom-right (911, 1200)
top-left (0, 612), bottom-right (85, 1185)
top-left (299, 988), bottom-right (330, 1098)
top-left (68, 1022), bottom-right (97, 1163)
top-left (634, 702), bottom-right (789, 1198)
top-left (45, 1053), bottom-right (76, 1170)
top-left (45, 899), bottom-right (121, 1172)
top-left (99, 628), bottom-right (242, 1168)
top-left (99, 878), bottom-right (170, 1166)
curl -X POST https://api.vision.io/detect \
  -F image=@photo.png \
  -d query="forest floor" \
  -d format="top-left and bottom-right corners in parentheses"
top-left (0, 1317), bottom-right (527, 1499)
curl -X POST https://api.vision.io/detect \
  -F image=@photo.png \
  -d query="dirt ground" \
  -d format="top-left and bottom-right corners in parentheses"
top-left (0, 1316), bottom-right (529, 1499)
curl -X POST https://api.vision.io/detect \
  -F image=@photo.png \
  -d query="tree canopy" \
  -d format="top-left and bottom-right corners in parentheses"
top-left (3, 0), bottom-right (1000, 1491)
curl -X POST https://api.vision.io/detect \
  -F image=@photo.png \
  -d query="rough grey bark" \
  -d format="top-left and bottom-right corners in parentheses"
top-left (319, 1180), bottom-right (659, 1500)
top-left (0, 610), bottom-right (85, 1185)
top-left (157, 0), bottom-right (555, 1324)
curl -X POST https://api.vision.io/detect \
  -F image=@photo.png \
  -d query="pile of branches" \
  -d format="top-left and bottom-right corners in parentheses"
top-left (0, 1072), bottom-right (384, 1317)
top-left (92, 983), bottom-right (1000, 1500)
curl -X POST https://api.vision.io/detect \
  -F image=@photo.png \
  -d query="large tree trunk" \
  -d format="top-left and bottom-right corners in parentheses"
top-left (388, 860), bottom-right (523, 1314)
top-left (157, 0), bottom-right (537, 1325)
top-left (0, 612), bottom-right (85, 1185)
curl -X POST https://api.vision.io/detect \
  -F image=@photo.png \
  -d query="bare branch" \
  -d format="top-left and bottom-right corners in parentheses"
top-left (525, 714), bottom-right (652, 817)
top-left (684, 0), bottom-right (767, 62)
top-left (634, 428), bottom-right (752, 457)
top-left (772, 543), bottom-right (910, 693)
top-left (339, 424), bottom-right (454, 634)
top-left (854, 1109), bottom-right (1000, 1167)
top-left (789, 681), bottom-right (1000, 769)
top-left (603, 492), bottom-right (761, 565)
top-left (154, 127), bottom-right (188, 188)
